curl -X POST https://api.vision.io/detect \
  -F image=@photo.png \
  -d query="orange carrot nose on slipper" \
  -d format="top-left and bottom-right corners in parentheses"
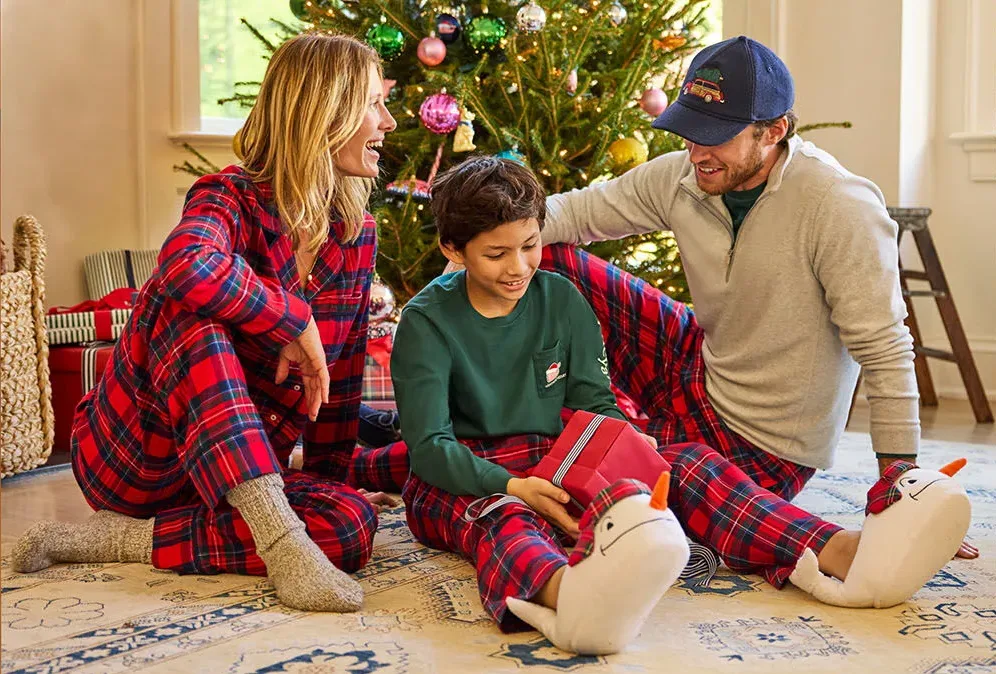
top-left (939, 458), bottom-right (967, 477)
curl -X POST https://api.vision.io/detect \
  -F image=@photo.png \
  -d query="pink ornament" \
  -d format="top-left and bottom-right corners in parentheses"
top-left (639, 87), bottom-right (669, 116)
top-left (417, 36), bottom-right (446, 67)
top-left (419, 92), bottom-right (460, 134)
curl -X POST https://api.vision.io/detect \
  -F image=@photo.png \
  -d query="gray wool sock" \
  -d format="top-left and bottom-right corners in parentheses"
top-left (224, 472), bottom-right (363, 613)
top-left (12, 510), bottom-right (153, 573)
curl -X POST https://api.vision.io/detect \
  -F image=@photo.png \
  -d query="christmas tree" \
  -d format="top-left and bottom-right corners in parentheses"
top-left (311, 0), bottom-right (713, 303)
top-left (180, 0), bottom-right (721, 303)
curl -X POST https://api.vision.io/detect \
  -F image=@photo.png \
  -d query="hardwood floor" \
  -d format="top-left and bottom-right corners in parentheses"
top-left (2, 399), bottom-right (993, 557)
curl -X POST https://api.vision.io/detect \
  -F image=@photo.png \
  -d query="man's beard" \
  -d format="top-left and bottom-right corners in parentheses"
top-left (696, 143), bottom-right (765, 196)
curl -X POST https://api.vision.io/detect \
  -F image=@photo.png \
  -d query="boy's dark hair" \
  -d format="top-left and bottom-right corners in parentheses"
top-left (430, 156), bottom-right (546, 250)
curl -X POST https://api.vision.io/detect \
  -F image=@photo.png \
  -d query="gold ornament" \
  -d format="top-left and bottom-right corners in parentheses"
top-left (654, 33), bottom-right (688, 51)
top-left (453, 105), bottom-right (477, 152)
top-left (607, 137), bottom-right (649, 173)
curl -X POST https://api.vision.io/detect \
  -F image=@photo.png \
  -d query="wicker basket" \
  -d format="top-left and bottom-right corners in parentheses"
top-left (0, 215), bottom-right (54, 478)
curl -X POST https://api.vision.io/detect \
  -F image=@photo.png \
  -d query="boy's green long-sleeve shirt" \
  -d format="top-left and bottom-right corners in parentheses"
top-left (390, 270), bottom-right (626, 497)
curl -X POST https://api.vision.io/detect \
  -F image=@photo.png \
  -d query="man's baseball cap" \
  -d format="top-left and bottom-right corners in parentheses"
top-left (652, 36), bottom-right (794, 146)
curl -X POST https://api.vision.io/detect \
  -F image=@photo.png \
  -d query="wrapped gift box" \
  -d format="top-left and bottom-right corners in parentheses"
top-left (530, 410), bottom-right (670, 516)
top-left (45, 308), bottom-right (131, 345)
top-left (49, 342), bottom-right (115, 453)
top-left (83, 249), bottom-right (158, 300)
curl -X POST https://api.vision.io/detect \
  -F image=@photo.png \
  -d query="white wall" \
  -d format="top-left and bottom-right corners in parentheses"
top-left (725, 0), bottom-right (996, 400)
top-left (0, 0), bottom-right (237, 305)
top-left (2, 0), bottom-right (143, 304)
top-left (3, 0), bottom-right (994, 398)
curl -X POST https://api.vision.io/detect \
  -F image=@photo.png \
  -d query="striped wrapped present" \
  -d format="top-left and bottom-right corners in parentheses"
top-left (45, 308), bottom-right (131, 345)
top-left (83, 249), bottom-right (158, 300)
top-left (45, 288), bottom-right (136, 345)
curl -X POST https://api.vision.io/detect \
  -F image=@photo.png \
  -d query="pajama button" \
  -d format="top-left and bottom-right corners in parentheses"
top-left (293, 385), bottom-right (301, 391)
top-left (307, 274), bottom-right (313, 281)
top-left (270, 414), bottom-right (277, 421)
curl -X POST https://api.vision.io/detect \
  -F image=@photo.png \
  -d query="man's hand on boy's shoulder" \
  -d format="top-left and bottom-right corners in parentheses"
top-left (507, 476), bottom-right (580, 539)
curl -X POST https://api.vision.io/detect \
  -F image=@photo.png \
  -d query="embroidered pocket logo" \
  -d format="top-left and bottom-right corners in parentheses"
top-left (545, 362), bottom-right (563, 386)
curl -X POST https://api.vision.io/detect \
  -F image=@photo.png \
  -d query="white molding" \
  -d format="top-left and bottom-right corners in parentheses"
top-left (135, 0), bottom-right (149, 249)
top-left (171, 0), bottom-right (200, 135)
top-left (948, 132), bottom-right (996, 182)
top-left (952, 0), bottom-right (996, 183)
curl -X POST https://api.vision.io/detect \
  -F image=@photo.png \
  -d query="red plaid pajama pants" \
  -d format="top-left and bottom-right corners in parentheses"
top-left (71, 302), bottom-right (378, 576)
top-left (540, 244), bottom-right (817, 503)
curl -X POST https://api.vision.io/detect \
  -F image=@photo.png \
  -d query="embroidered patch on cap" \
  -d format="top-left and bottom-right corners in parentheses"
top-left (682, 67), bottom-right (725, 104)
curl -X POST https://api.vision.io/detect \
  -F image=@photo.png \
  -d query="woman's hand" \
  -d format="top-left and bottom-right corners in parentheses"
top-left (276, 317), bottom-right (329, 421)
top-left (507, 476), bottom-right (580, 538)
top-left (639, 432), bottom-right (657, 449)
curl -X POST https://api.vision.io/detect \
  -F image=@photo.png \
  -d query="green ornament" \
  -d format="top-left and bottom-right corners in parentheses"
top-left (465, 15), bottom-right (507, 53)
top-left (289, 0), bottom-right (309, 20)
top-left (366, 23), bottom-right (406, 61)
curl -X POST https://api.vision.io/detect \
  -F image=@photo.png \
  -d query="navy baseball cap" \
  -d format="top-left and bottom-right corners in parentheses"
top-left (652, 36), bottom-right (794, 146)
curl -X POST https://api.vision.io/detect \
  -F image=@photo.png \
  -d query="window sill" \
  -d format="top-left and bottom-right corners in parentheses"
top-left (949, 131), bottom-right (996, 182)
top-left (168, 117), bottom-right (242, 149)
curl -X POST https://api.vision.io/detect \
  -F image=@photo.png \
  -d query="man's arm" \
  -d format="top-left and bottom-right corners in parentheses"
top-left (811, 178), bottom-right (920, 472)
top-left (542, 151), bottom-right (684, 245)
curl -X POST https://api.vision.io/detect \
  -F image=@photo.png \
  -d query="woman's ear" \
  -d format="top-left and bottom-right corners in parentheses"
top-left (438, 240), bottom-right (465, 267)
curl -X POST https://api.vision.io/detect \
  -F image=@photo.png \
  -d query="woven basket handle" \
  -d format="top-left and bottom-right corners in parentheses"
top-left (13, 214), bottom-right (54, 454)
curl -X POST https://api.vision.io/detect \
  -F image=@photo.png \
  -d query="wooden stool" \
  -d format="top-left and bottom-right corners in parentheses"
top-left (849, 207), bottom-right (993, 424)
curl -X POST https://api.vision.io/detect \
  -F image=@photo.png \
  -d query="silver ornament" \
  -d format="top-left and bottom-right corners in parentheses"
top-left (608, 1), bottom-right (627, 26)
top-left (368, 278), bottom-right (396, 323)
top-left (516, 1), bottom-right (547, 32)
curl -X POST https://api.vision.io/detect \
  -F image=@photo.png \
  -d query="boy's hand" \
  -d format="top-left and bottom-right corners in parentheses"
top-left (507, 476), bottom-right (580, 538)
top-left (639, 432), bottom-right (657, 449)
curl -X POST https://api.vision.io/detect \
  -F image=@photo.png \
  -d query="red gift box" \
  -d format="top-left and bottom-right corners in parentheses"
top-left (530, 410), bottom-right (670, 516)
top-left (49, 342), bottom-right (115, 454)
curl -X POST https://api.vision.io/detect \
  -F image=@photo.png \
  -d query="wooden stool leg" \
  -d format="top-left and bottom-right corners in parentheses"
top-left (913, 228), bottom-right (994, 423)
top-left (899, 266), bottom-right (938, 406)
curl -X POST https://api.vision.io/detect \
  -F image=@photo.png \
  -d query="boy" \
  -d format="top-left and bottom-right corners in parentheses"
top-left (392, 156), bottom-right (656, 629)
top-left (391, 156), bottom-right (955, 637)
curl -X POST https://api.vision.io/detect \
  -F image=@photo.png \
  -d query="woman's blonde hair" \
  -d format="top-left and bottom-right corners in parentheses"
top-left (235, 33), bottom-right (381, 250)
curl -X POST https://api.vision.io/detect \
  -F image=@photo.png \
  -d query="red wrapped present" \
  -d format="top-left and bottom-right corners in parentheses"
top-left (530, 410), bottom-right (670, 516)
top-left (49, 342), bottom-right (115, 453)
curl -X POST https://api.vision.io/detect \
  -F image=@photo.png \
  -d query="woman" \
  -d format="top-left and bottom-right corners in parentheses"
top-left (13, 33), bottom-right (397, 614)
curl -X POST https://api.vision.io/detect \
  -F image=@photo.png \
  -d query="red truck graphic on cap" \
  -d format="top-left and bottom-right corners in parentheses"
top-left (682, 67), bottom-right (725, 104)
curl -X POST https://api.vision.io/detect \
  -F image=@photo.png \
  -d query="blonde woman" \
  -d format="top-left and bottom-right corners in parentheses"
top-left (13, 34), bottom-right (397, 613)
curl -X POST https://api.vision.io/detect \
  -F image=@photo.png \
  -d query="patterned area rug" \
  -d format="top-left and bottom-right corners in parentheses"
top-left (3, 432), bottom-right (994, 674)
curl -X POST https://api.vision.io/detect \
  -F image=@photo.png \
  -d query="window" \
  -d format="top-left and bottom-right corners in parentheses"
top-left (198, 0), bottom-right (298, 133)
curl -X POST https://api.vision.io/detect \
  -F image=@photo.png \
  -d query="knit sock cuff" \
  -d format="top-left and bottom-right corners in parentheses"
top-left (120, 517), bottom-right (155, 564)
top-left (224, 472), bottom-right (303, 553)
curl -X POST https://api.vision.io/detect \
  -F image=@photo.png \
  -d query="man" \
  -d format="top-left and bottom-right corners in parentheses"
top-left (534, 36), bottom-right (978, 558)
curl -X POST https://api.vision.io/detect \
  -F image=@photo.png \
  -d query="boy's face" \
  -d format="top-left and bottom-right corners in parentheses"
top-left (441, 217), bottom-right (542, 316)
